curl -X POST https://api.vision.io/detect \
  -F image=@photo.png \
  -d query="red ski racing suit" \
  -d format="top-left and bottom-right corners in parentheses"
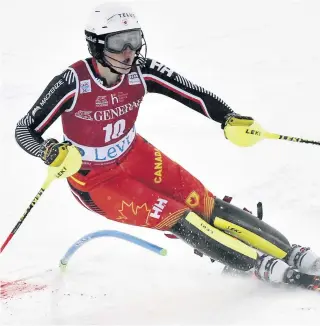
top-left (16, 58), bottom-right (222, 229)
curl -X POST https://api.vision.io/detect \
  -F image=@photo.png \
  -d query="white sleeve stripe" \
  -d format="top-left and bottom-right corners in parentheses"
top-left (136, 66), bottom-right (148, 94)
top-left (143, 74), bottom-right (211, 118)
top-left (17, 115), bottom-right (34, 126)
top-left (67, 72), bottom-right (71, 84)
top-left (17, 135), bottom-right (36, 144)
top-left (69, 72), bottom-right (74, 84)
top-left (65, 67), bottom-right (79, 112)
top-left (15, 132), bottom-right (36, 140)
top-left (173, 73), bottom-right (231, 109)
top-left (63, 69), bottom-right (77, 85)
top-left (24, 142), bottom-right (40, 151)
top-left (15, 127), bottom-right (42, 156)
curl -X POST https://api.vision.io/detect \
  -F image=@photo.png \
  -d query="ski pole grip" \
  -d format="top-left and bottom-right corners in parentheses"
top-left (48, 145), bottom-right (82, 180)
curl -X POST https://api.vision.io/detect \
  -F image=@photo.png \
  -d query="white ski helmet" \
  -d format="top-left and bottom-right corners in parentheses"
top-left (85, 3), bottom-right (147, 72)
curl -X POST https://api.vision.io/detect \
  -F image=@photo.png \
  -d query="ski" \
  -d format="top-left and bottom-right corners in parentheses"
top-left (222, 265), bottom-right (320, 293)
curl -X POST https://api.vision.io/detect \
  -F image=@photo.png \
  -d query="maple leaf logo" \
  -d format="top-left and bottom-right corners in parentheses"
top-left (118, 201), bottom-right (151, 223)
top-left (185, 191), bottom-right (200, 208)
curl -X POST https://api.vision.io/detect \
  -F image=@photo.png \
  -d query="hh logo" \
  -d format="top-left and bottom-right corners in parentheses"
top-left (185, 191), bottom-right (200, 208)
top-left (150, 198), bottom-right (168, 219)
top-left (80, 79), bottom-right (92, 94)
top-left (149, 60), bottom-right (174, 77)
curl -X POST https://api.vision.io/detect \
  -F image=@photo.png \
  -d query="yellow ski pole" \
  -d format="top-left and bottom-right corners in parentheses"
top-left (0, 146), bottom-right (82, 254)
top-left (224, 120), bottom-right (320, 147)
top-left (262, 131), bottom-right (320, 146)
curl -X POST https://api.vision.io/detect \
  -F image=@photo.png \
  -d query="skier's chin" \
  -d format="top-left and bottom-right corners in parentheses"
top-left (114, 65), bottom-right (132, 75)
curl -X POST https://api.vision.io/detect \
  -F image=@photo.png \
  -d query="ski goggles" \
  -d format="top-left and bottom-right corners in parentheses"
top-left (100, 29), bottom-right (142, 53)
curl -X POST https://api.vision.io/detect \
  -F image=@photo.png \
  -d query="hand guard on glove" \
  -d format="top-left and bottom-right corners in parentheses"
top-left (39, 139), bottom-right (71, 167)
top-left (221, 113), bottom-right (262, 147)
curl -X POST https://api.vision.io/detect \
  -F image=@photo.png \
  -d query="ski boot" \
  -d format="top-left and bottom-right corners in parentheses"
top-left (255, 254), bottom-right (290, 283)
top-left (255, 254), bottom-right (320, 292)
top-left (285, 245), bottom-right (320, 275)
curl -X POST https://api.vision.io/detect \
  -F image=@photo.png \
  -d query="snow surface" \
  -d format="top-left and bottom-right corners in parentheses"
top-left (1, 0), bottom-right (320, 325)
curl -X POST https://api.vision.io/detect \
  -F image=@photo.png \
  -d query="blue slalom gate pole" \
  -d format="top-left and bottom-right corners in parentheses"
top-left (59, 230), bottom-right (167, 270)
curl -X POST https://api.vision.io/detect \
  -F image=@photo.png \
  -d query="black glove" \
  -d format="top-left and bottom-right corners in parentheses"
top-left (39, 138), bottom-right (71, 167)
top-left (221, 112), bottom-right (254, 130)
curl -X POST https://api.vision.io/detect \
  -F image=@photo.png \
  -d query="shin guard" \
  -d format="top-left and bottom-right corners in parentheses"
top-left (171, 211), bottom-right (258, 271)
top-left (210, 198), bottom-right (291, 259)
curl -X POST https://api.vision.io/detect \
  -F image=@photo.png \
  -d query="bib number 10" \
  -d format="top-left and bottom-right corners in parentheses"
top-left (103, 119), bottom-right (126, 143)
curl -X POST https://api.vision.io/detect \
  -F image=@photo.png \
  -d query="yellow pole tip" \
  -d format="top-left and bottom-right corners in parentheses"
top-left (59, 262), bottom-right (68, 272)
top-left (160, 248), bottom-right (168, 256)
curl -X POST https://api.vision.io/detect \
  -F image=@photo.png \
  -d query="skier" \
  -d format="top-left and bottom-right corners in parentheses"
top-left (15, 3), bottom-right (320, 290)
